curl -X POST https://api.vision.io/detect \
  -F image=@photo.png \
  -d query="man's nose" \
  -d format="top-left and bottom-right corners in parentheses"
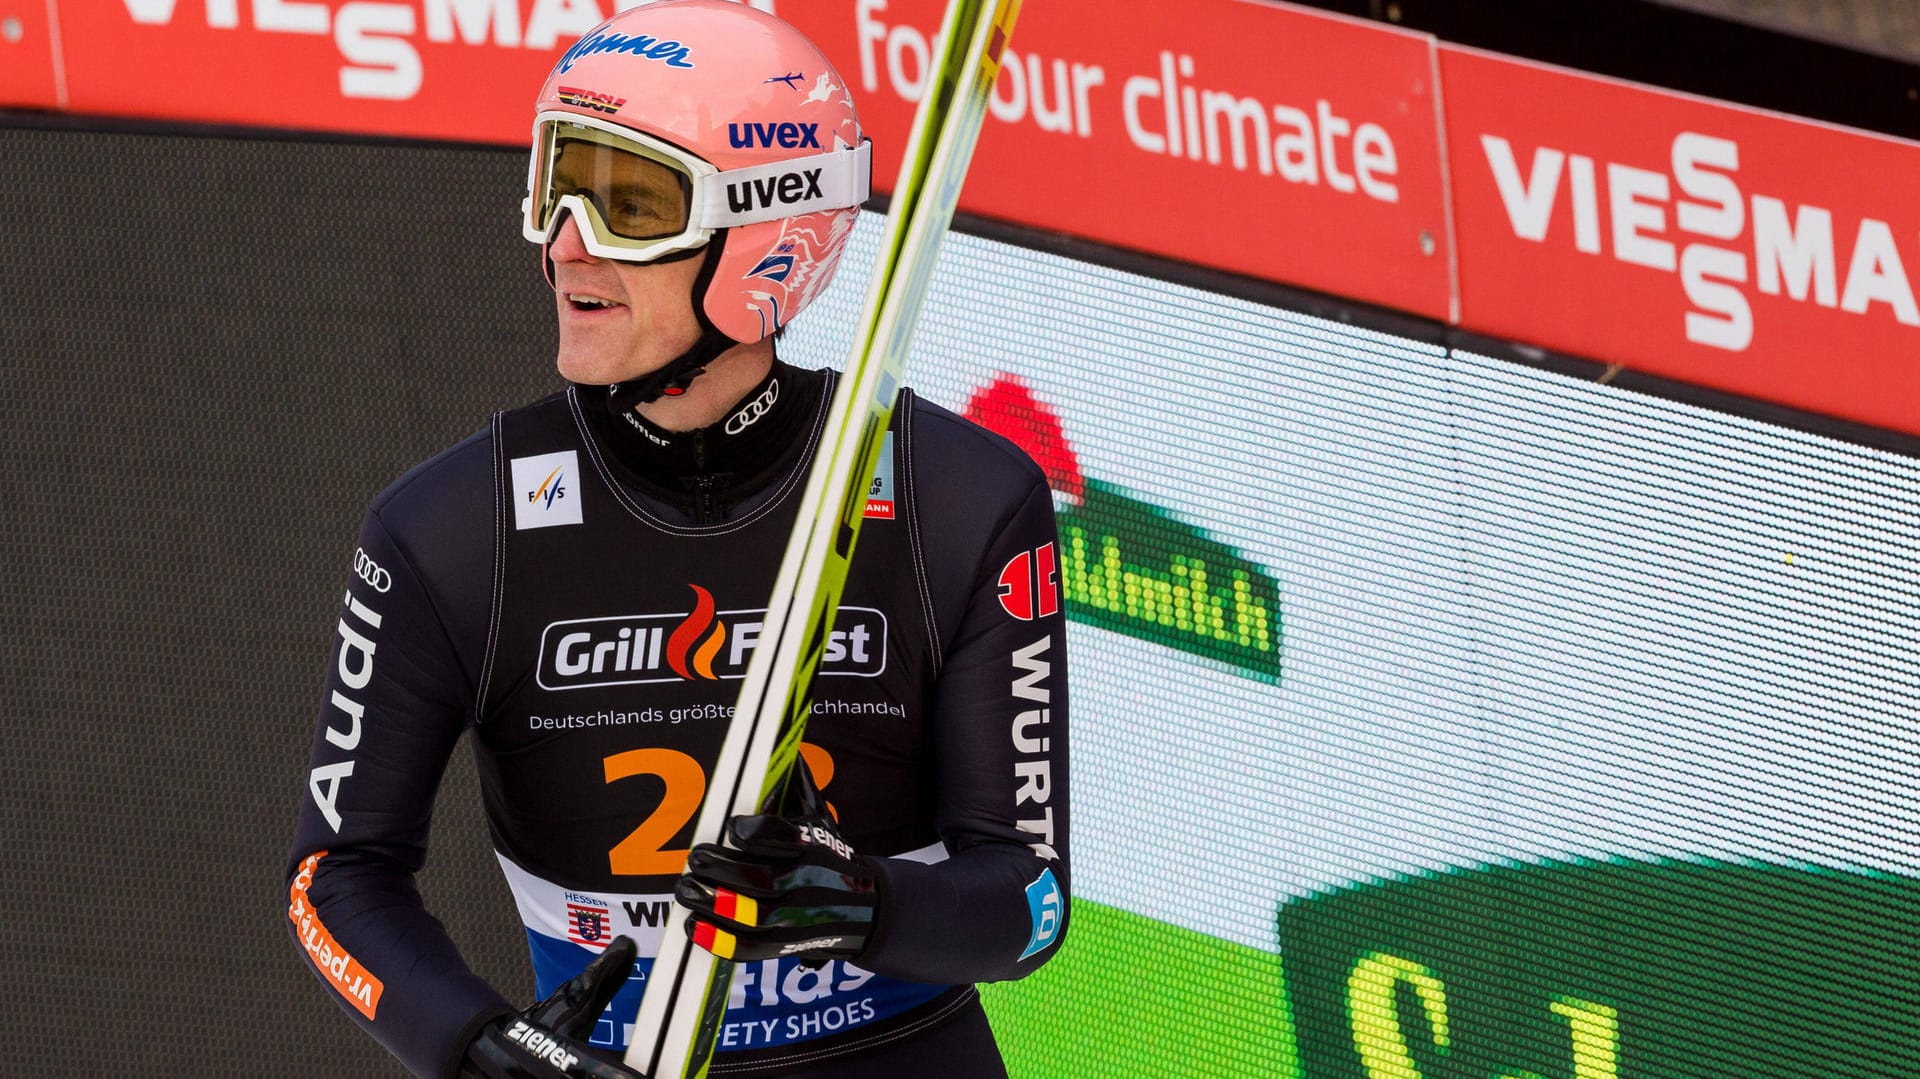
top-left (548, 211), bottom-right (596, 262)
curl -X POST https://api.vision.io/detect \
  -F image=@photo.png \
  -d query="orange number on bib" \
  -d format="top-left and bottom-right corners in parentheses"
top-left (603, 743), bottom-right (838, 877)
top-left (603, 748), bottom-right (704, 877)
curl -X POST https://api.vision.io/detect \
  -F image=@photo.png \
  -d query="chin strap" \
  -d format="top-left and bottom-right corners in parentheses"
top-left (606, 322), bottom-right (735, 408)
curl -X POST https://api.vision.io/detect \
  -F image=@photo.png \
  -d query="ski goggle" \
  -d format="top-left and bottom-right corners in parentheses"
top-left (522, 110), bottom-right (872, 263)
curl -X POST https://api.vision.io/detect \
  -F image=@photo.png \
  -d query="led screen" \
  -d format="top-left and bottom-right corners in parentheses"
top-left (784, 213), bottom-right (1920, 1079)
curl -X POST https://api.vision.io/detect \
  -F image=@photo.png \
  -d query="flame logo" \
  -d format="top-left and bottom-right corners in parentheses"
top-left (666, 584), bottom-right (727, 680)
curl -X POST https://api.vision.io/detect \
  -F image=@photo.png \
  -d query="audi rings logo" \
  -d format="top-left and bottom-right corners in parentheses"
top-left (724, 379), bottom-right (779, 435)
top-left (353, 548), bottom-right (392, 593)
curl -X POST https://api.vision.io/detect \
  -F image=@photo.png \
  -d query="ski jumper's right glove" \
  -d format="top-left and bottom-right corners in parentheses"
top-left (456, 935), bottom-right (646, 1079)
top-left (675, 762), bottom-right (879, 964)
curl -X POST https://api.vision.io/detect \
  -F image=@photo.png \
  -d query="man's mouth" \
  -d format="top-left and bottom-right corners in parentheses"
top-left (565, 293), bottom-right (622, 312)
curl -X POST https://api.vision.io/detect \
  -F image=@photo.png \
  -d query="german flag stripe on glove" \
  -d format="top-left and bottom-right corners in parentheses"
top-left (691, 921), bottom-right (736, 961)
top-left (714, 888), bottom-right (759, 927)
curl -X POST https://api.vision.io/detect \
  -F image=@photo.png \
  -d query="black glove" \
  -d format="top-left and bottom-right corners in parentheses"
top-left (460, 936), bottom-right (646, 1079)
top-left (676, 765), bottom-right (879, 964)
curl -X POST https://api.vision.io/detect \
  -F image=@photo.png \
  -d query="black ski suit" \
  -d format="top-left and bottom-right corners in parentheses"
top-left (286, 363), bottom-right (1070, 1078)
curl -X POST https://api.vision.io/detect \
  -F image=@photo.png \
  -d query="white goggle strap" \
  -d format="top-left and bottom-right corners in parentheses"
top-left (694, 138), bottom-right (872, 229)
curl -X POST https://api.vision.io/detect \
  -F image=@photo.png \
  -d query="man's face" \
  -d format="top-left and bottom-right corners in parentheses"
top-left (548, 213), bottom-right (706, 386)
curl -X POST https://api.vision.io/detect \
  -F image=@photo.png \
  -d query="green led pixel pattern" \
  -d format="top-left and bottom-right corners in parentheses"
top-left (1056, 479), bottom-right (1283, 683)
top-left (1275, 858), bottom-right (1920, 1078)
top-left (981, 899), bottom-right (1303, 1078)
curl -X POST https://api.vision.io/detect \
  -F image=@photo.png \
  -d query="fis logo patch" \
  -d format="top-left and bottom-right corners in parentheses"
top-left (1019, 867), bottom-right (1063, 960)
top-left (864, 431), bottom-right (895, 519)
top-left (997, 543), bottom-right (1059, 620)
top-left (511, 451), bottom-right (584, 530)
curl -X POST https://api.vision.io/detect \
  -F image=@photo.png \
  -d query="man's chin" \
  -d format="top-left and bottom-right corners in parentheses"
top-left (556, 335), bottom-right (703, 388)
top-left (555, 354), bottom-right (617, 387)
top-left (555, 334), bottom-right (627, 384)
top-left (557, 350), bottom-right (672, 389)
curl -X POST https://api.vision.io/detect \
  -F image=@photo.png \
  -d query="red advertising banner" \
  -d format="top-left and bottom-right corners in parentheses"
top-left (12, 2), bottom-right (1919, 434)
top-left (40, 0), bottom-right (1453, 323)
top-left (783, 0), bottom-right (1454, 322)
top-left (53, 0), bottom-right (573, 143)
top-left (1441, 45), bottom-right (1920, 436)
top-left (0, 1), bottom-right (64, 109)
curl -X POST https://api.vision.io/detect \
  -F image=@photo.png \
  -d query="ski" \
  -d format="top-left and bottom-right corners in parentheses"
top-left (623, 1), bottom-right (1024, 1076)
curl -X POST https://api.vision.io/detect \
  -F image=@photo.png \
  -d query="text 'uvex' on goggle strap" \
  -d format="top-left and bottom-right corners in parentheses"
top-left (523, 111), bottom-right (872, 261)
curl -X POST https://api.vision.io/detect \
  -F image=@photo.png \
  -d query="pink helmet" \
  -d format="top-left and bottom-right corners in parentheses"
top-left (525, 0), bottom-right (869, 345)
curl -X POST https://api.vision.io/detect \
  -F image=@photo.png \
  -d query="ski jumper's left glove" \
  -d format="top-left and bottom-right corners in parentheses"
top-left (458, 936), bottom-right (646, 1079)
top-left (676, 766), bottom-right (878, 964)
